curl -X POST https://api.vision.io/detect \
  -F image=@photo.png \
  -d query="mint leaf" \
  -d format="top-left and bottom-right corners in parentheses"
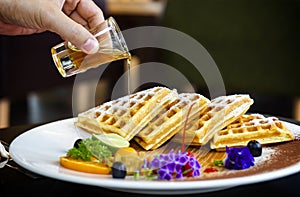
top-left (66, 138), bottom-right (113, 162)
top-left (66, 141), bottom-right (92, 161)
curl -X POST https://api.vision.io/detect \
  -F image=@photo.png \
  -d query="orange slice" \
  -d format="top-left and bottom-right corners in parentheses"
top-left (60, 156), bottom-right (111, 174)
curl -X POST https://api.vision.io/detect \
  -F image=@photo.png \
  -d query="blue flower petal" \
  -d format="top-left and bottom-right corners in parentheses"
top-left (151, 157), bottom-right (161, 169)
top-left (224, 146), bottom-right (255, 170)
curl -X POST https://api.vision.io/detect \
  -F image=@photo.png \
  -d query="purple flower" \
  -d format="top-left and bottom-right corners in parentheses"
top-left (192, 169), bottom-right (200, 177)
top-left (142, 149), bottom-right (201, 180)
top-left (182, 153), bottom-right (201, 177)
top-left (224, 146), bottom-right (255, 170)
top-left (175, 154), bottom-right (188, 165)
top-left (158, 165), bottom-right (172, 180)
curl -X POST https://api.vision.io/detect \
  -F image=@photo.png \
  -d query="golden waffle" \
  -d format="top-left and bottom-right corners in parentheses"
top-left (175, 94), bottom-right (254, 146)
top-left (210, 113), bottom-right (295, 150)
top-left (134, 93), bottom-right (210, 150)
top-left (74, 86), bottom-right (178, 141)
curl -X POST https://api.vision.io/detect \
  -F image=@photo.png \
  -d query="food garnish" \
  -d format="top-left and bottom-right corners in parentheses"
top-left (139, 149), bottom-right (201, 181)
top-left (213, 159), bottom-right (224, 167)
top-left (204, 167), bottom-right (218, 173)
top-left (208, 140), bottom-right (262, 172)
top-left (73, 139), bottom-right (83, 148)
top-left (112, 161), bottom-right (127, 178)
top-left (224, 146), bottom-right (255, 170)
top-left (67, 137), bottom-right (113, 162)
top-left (66, 139), bottom-right (92, 161)
top-left (60, 136), bottom-right (115, 174)
top-left (247, 140), bottom-right (262, 157)
top-left (92, 133), bottom-right (130, 153)
top-left (60, 156), bottom-right (111, 174)
top-left (84, 137), bottom-right (113, 161)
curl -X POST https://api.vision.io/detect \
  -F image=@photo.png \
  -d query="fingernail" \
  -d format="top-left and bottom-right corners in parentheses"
top-left (82, 38), bottom-right (99, 54)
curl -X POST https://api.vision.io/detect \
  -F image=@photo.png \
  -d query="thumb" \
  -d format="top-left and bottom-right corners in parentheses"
top-left (49, 12), bottom-right (99, 54)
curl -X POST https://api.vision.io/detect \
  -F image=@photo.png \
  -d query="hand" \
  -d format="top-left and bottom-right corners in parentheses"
top-left (0, 0), bottom-right (105, 54)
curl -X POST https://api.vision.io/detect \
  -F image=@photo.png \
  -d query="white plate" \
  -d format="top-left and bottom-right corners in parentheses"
top-left (9, 118), bottom-right (300, 195)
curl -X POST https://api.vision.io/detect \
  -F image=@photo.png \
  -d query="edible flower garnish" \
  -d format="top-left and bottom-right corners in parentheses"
top-left (224, 146), bottom-right (254, 170)
top-left (141, 149), bottom-right (201, 181)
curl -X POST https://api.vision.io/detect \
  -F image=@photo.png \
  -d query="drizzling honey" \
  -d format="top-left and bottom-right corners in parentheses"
top-left (182, 102), bottom-right (196, 152)
top-left (126, 52), bottom-right (132, 96)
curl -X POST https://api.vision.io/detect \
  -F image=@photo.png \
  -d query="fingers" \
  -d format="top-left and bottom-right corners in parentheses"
top-left (69, 11), bottom-right (89, 29)
top-left (63, 0), bottom-right (104, 29)
top-left (62, 0), bottom-right (81, 16)
top-left (48, 10), bottom-right (99, 54)
top-left (56, 0), bottom-right (105, 54)
top-left (75, 0), bottom-right (105, 29)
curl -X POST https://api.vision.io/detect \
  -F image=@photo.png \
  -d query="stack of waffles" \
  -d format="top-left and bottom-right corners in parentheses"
top-left (75, 86), bottom-right (295, 150)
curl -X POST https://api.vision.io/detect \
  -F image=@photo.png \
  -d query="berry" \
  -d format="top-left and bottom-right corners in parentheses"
top-left (73, 139), bottom-right (83, 148)
top-left (247, 140), bottom-right (262, 157)
top-left (204, 167), bottom-right (218, 173)
top-left (112, 161), bottom-right (127, 179)
top-left (182, 152), bottom-right (200, 177)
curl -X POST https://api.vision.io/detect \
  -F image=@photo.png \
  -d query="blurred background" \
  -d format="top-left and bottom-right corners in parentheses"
top-left (1, 0), bottom-right (299, 128)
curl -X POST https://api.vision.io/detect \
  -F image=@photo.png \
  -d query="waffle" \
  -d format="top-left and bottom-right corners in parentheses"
top-left (175, 94), bottom-right (254, 146)
top-left (74, 86), bottom-right (178, 141)
top-left (134, 93), bottom-right (210, 150)
top-left (210, 113), bottom-right (295, 150)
